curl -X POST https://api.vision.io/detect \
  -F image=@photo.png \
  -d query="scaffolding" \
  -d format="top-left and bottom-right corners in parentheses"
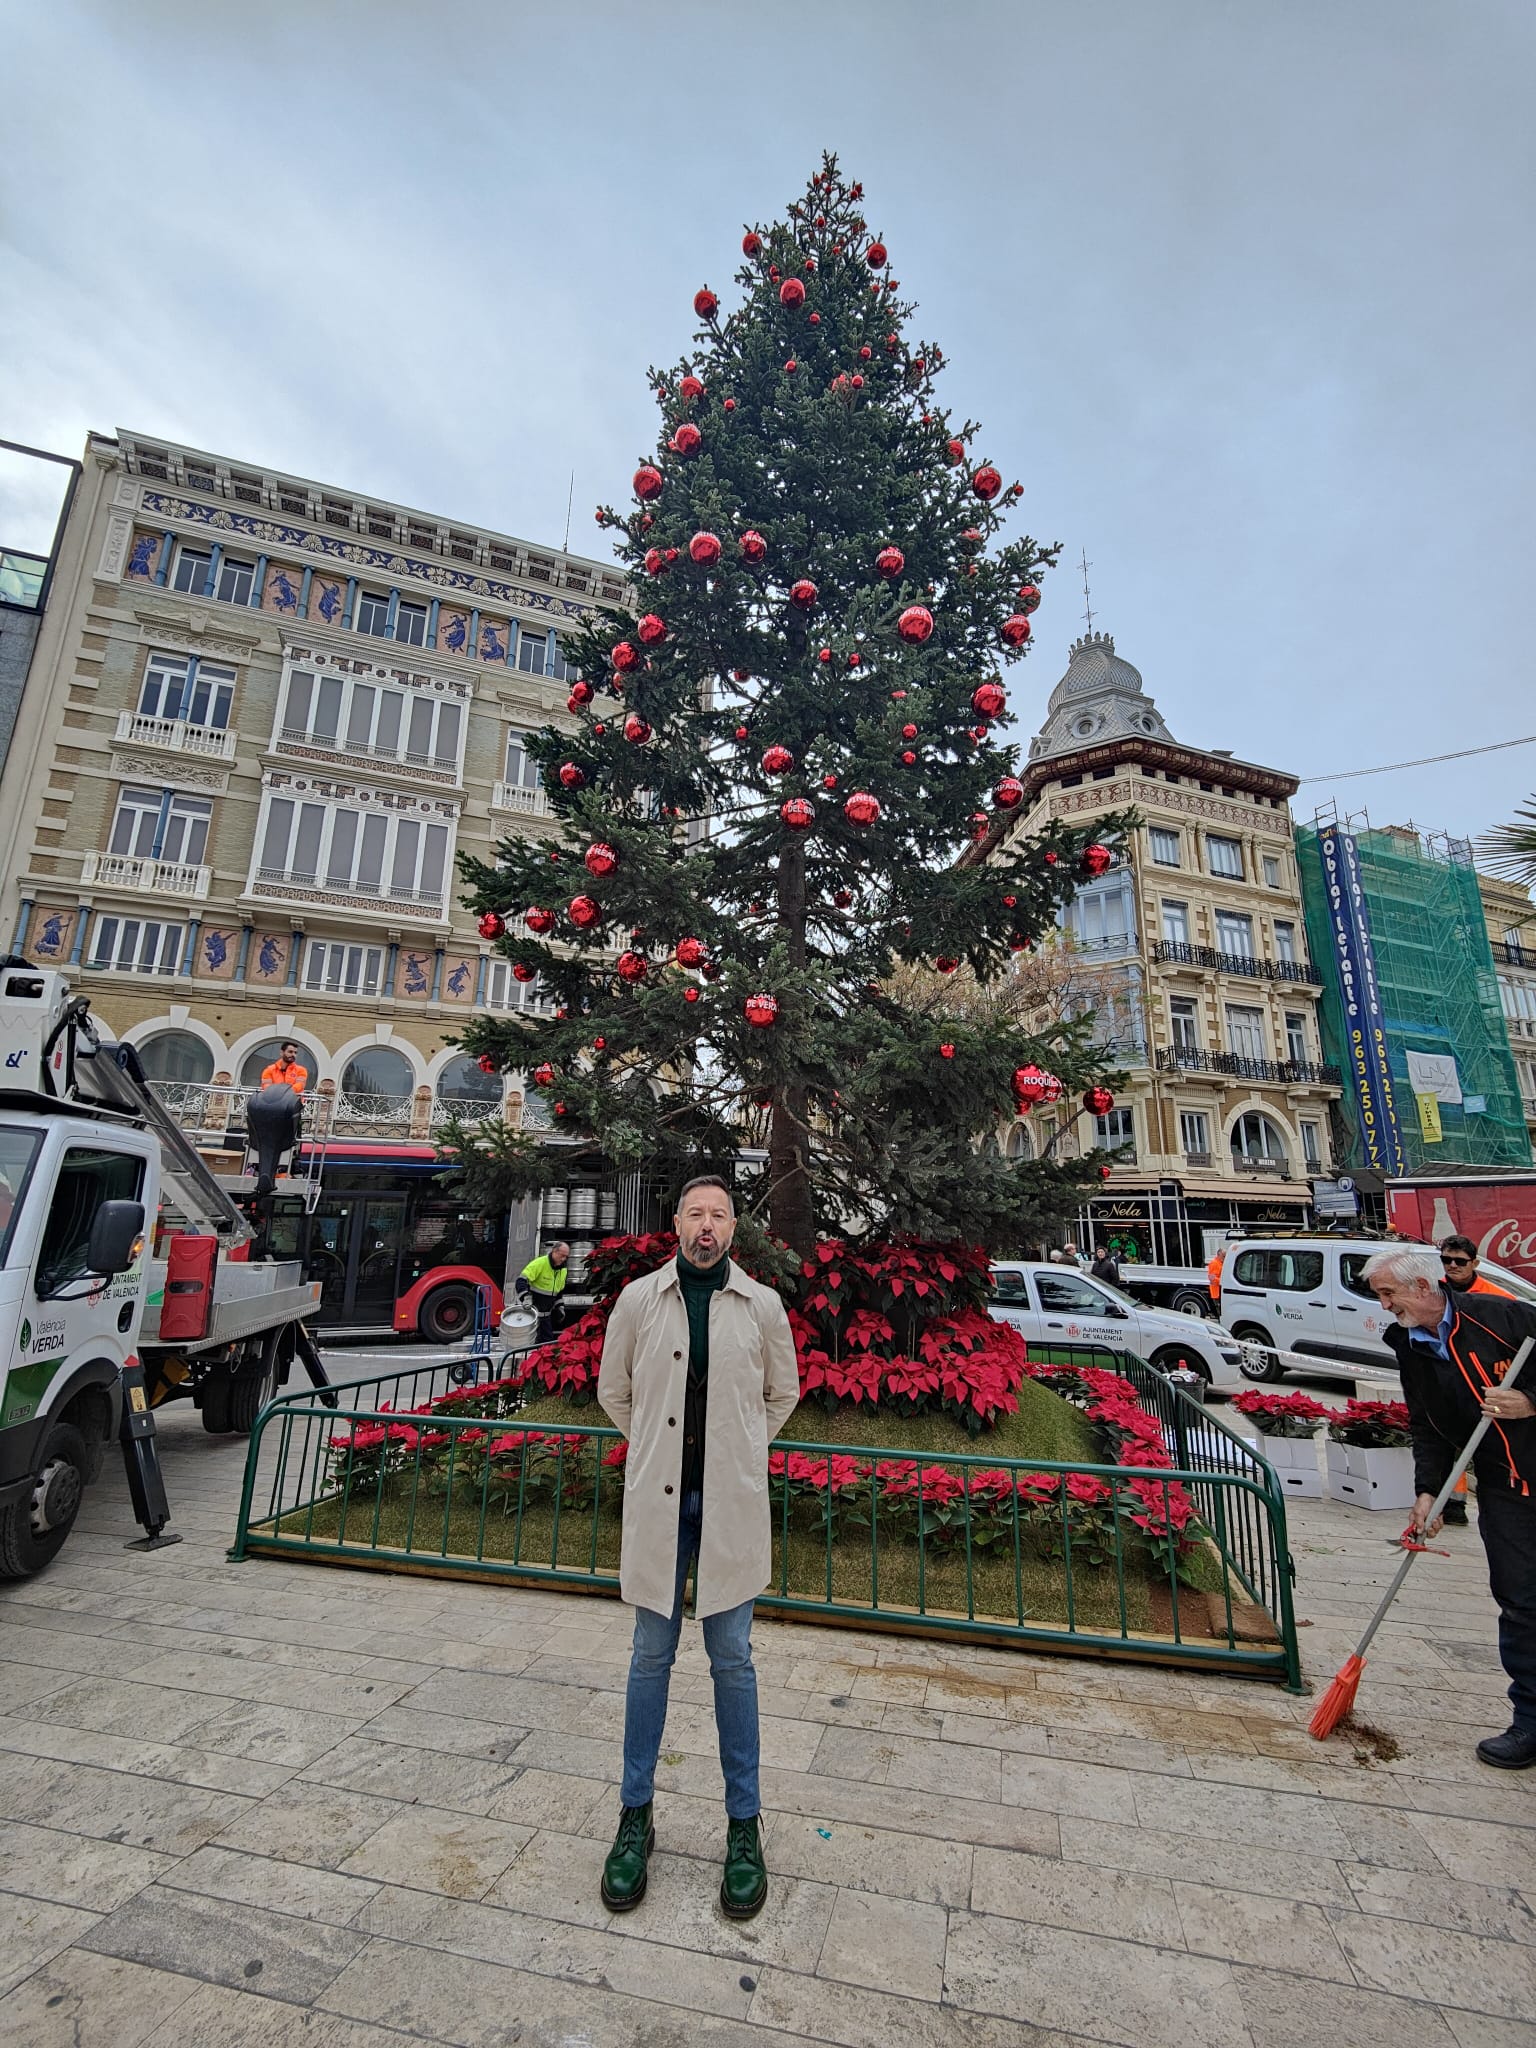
top-left (1297, 806), bottom-right (1528, 1173)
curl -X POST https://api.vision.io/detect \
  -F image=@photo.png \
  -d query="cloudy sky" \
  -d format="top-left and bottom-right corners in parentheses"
top-left (3, 0), bottom-right (1531, 844)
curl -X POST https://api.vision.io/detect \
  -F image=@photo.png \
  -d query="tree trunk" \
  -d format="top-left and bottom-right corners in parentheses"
top-left (769, 829), bottom-right (816, 1255)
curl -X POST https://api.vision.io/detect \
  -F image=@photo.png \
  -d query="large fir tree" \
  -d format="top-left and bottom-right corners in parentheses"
top-left (458, 155), bottom-right (1129, 1257)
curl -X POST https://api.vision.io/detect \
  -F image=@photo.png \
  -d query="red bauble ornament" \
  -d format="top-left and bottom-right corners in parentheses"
top-left (790, 579), bottom-right (818, 608)
top-left (1002, 894), bottom-right (1017, 908)
top-left (1081, 843), bottom-right (1114, 878)
top-left (568, 895), bottom-right (601, 930)
top-left (478, 1055), bottom-right (499, 1075)
top-left (616, 951), bottom-right (648, 985)
top-left (779, 277), bottom-right (806, 308)
top-left (1083, 1085), bottom-right (1115, 1116)
top-left (742, 230), bottom-right (761, 256)
top-left (532, 1062), bottom-right (555, 1087)
top-left (993, 777), bottom-right (1024, 810)
top-left (612, 641), bottom-right (639, 673)
top-left (897, 605), bottom-right (934, 644)
top-left (683, 985), bottom-right (701, 1005)
top-left (557, 762), bottom-right (585, 789)
top-left (972, 465), bottom-right (1003, 500)
top-left (672, 422), bottom-right (702, 456)
top-left (900, 750), bottom-right (916, 766)
top-left (1099, 1164), bottom-right (1113, 1181)
top-left (833, 888), bottom-right (853, 908)
top-left (961, 528), bottom-right (983, 550)
top-left (623, 713), bottom-right (653, 744)
top-left (568, 679), bottom-right (594, 707)
top-left (689, 530), bottom-right (721, 566)
top-left (891, 688), bottom-right (907, 699)
top-left (847, 652), bottom-right (861, 667)
top-left (643, 547), bottom-right (663, 575)
top-left (1002, 614), bottom-right (1032, 647)
top-left (524, 907), bottom-right (556, 935)
top-left (1016, 583), bottom-right (1042, 614)
top-left (674, 936), bottom-right (707, 968)
top-left (477, 911), bottom-right (505, 940)
top-left (679, 374), bottom-right (704, 402)
top-left (901, 723), bottom-right (918, 740)
top-left (876, 545), bottom-right (905, 579)
top-left (636, 613), bottom-right (666, 645)
top-left (822, 772), bottom-right (838, 789)
top-left (584, 842), bottom-right (618, 878)
top-left (971, 681), bottom-right (1007, 718)
top-left (693, 287), bottom-right (718, 318)
top-left (859, 344), bottom-right (872, 360)
top-left (633, 465), bottom-right (663, 501)
top-left (935, 956), bottom-right (959, 974)
top-left (593, 721), bottom-right (606, 736)
top-left (512, 962), bottom-right (536, 983)
top-left (734, 724), bottom-right (749, 741)
top-left (1044, 850), bottom-right (1058, 865)
top-left (740, 529), bottom-right (767, 562)
top-left (723, 397), bottom-right (736, 411)
top-left (784, 359), bottom-right (798, 374)
top-left (866, 240), bottom-right (887, 266)
top-left (1012, 1064), bottom-right (1048, 1107)
top-left (761, 744), bottom-right (794, 773)
top-left (947, 439), bottom-right (965, 465)
top-left (843, 790), bottom-right (881, 826)
top-left (939, 1043), bottom-right (955, 1060)
top-left (779, 797), bottom-right (815, 831)
top-left (744, 992), bottom-right (779, 1027)
top-left (817, 647), bottom-right (832, 664)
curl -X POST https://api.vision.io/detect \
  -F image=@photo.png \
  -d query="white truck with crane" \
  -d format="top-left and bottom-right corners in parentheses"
top-left (0, 961), bottom-right (324, 1576)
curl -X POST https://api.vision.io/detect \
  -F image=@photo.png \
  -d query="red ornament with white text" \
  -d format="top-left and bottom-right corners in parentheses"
top-left (780, 797), bottom-right (814, 831)
top-left (533, 1062), bottom-right (555, 1088)
top-left (843, 790), bottom-right (881, 826)
top-left (744, 992), bottom-right (779, 1027)
top-left (477, 911), bottom-right (505, 940)
top-left (636, 613), bottom-right (666, 646)
top-left (611, 641), bottom-right (639, 674)
top-left (524, 907), bottom-right (556, 935)
top-left (1081, 843), bottom-right (1113, 878)
top-left (557, 762), bottom-right (585, 789)
top-left (1012, 1065), bottom-right (1048, 1107)
top-left (971, 681), bottom-right (1006, 719)
top-left (971, 465), bottom-right (1002, 500)
top-left (623, 713), bottom-right (652, 744)
top-left (740, 529), bottom-right (767, 562)
top-left (761, 744), bottom-right (794, 774)
top-left (689, 530), bottom-right (721, 565)
top-left (569, 895), bottom-right (601, 930)
top-left (633, 465), bottom-right (663, 501)
top-left (875, 545), bottom-right (905, 579)
top-left (790, 578), bottom-right (818, 608)
top-left (1001, 614), bottom-right (1032, 647)
top-left (897, 605), bottom-right (934, 644)
top-left (993, 777), bottom-right (1024, 810)
top-left (584, 843), bottom-right (618, 878)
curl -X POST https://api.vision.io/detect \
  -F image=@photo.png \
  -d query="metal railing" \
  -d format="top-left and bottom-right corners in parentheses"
top-left (231, 1344), bottom-right (1301, 1687)
top-left (251, 867), bottom-right (446, 914)
top-left (1492, 940), bottom-right (1534, 969)
top-left (1150, 940), bottom-right (1319, 984)
top-left (81, 851), bottom-right (212, 898)
top-left (1155, 1047), bottom-right (1341, 1086)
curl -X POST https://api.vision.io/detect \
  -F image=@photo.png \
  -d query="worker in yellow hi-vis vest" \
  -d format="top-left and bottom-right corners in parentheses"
top-left (516, 1243), bottom-right (570, 1342)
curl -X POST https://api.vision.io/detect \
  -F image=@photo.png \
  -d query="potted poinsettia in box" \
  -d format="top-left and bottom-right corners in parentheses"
top-left (1228, 1391), bottom-right (1329, 1498)
top-left (1325, 1399), bottom-right (1415, 1511)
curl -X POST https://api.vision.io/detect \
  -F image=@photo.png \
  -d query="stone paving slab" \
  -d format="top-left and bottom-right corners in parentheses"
top-left (0, 1398), bottom-right (1531, 2048)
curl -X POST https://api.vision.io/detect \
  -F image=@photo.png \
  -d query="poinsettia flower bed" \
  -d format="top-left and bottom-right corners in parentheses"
top-left (1326, 1398), bottom-right (1412, 1449)
top-left (1229, 1390), bottom-right (1330, 1438)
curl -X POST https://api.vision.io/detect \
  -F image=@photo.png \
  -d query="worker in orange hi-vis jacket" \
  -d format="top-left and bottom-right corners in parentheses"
top-left (259, 1041), bottom-right (309, 1093)
top-left (1438, 1235), bottom-right (1511, 1522)
top-left (1206, 1246), bottom-right (1225, 1303)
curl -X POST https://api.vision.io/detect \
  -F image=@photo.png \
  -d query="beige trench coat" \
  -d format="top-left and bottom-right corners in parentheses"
top-left (596, 1258), bottom-right (800, 1619)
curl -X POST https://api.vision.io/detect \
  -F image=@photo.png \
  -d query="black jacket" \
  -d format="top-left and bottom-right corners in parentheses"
top-left (1380, 1288), bottom-right (1536, 1498)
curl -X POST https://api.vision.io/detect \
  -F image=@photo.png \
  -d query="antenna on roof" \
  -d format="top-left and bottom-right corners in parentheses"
top-left (1078, 548), bottom-right (1095, 633)
top-left (562, 470), bottom-right (574, 554)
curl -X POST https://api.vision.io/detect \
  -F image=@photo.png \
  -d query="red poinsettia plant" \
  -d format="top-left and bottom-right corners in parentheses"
top-left (1326, 1398), bottom-right (1412, 1449)
top-left (1229, 1390), bottom-right (1330, 1438)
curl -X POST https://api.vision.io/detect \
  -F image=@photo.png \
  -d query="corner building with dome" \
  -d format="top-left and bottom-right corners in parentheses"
top-left (982, 629), bottom-right (1342, 1266)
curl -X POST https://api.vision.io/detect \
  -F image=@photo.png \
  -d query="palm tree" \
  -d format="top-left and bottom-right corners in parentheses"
top-left (1478, 796), bottom-right (1536, 886)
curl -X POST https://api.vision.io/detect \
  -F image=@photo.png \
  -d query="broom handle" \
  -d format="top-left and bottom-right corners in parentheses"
top-left (1347, 1334), bottom-right (1531, 1664)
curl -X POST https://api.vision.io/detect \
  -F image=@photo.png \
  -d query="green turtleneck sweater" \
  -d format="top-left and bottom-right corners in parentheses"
top-left (677, 1252), bottom-right (729, 1494)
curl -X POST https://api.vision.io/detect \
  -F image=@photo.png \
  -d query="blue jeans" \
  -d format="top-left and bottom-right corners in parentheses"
top-left (620, 1488), bottom-right (760, 1819)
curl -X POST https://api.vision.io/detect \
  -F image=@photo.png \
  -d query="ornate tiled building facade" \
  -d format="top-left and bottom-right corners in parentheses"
top-left (0, 430), bottom-right (624, 1127)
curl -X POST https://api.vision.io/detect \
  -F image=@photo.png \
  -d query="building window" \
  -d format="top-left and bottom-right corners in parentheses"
top-left (340, 1046), bottom-right (414, 1100)
top-left (1284, 1011), bottom-right (1308, 1064)
top-left (1225, 1004), bottom-right (1266, 1061)
top-left (1206, 834), bottom-right (1244, 879)
top-left (1300, 1119), bottom-right (1322, 1168)
top-left (1161, 901), bottom-right (1189, 945)
top-left (89, 916), bottom-right (184, 974)
top-left (303, 941), bottom-right (385, 997)
top-left (136, 1030), bottom-right (214, 1084)
top-left (395, 600), bottom-right (428, 647)
top-left (516, 629), bottom-right (551, 676)
top-left (256, 795), bottom-right (451, 909)
top-left (356, 590), bottom-right (391, 636)
top-left (214, 556), bottom-right (255, 605)
top-left (1006, 1123), bottom-right (1032, 1160)
top-left (137, 652), bottom-right (235, 731)
top-left (485, 960), bottom-right (550, 1013)
top-left (1179, 1109), bottom-right (1210, 1157)
top-left (278, 668), bottom-right (463, 774)
top-left (437, 1053), bottom-right (503, 1107)
top-left (1094, 1107), bottom-right (1136, 1153)
top-left (170, 544), bottom-right (211, 594)
top-left (239, 1037), bottom-right (321, 1089)
top-left (1072, 887), bottom-right (1130, 949)
top-left (1215, 910), bottom-right (1254, 958)
top-left (1149, 827), bottom-right (1180, 866)
top-left (504, 729), bottom-right (544, 791)
top-left (1232, 1112), bottom-right (1288, 1166)
top-left (107, 787), bottom-right (212, 867)
top-left (1274, 919), bottom-right (1297, 964)
top-left (1170, 996), bottom-right (1200, 1052)
top-left (1262, 854), bottom-right (1281, 888)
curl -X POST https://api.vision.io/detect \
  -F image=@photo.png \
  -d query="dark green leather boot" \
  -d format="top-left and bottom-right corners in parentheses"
top-left (719, 1814), bottom-right (767, 1920)
top-left (600, 1802), bottom-right (655, 1912)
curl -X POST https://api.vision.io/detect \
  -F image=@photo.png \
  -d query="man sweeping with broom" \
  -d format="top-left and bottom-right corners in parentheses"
top-left (1356, 1246), bottom-right (1536, 1769)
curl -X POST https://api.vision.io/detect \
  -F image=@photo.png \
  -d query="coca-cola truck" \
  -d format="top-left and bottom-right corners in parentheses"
top-left (1385, 1171), bottom-right (1536, 1285)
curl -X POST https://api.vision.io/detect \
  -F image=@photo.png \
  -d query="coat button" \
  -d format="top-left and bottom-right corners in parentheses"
top-left (668, 1416), bottom-right (677, 1426)
top-left (664, 1484), bottom-right (674, 1495)
top-left (673, 1349), bottom-right (682, 1359)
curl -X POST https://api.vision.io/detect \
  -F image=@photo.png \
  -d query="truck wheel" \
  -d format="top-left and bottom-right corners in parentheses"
top-left (0, 1422), bottom-right (91, 1578)
top-left (1233, 1324), bottom-right (1284, 1382)
top-left (200, 1373), bottom-right (232, 1434)
top-left (420, 1283), bottom-right (477, 1345)
top-left (226, 1332), bottom-right (283, 1436)
top-left (1172, 1289), bottom-right (1213, 1318)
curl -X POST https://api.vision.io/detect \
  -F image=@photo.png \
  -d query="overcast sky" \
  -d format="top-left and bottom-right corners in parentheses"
top-left (3, 0), bottom-right (1532, 847)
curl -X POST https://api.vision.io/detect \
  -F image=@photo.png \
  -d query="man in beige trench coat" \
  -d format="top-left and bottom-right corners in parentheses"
top-left (596, 1175), bottom-right (800, 1918)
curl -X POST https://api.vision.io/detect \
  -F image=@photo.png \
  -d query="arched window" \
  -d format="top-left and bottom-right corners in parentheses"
top-left (340, 1046), bottom-right (414, 1100)
top-left (1232, 1112), bottom-right (1288, 1166)
top-left (436, 1053), bottom-right (502, 1107)
top-left (238, 1037), bottom-right (320, 1089)
top-left (1006, 1123), bottom-right (1033, 1160)
top-left (137, 1030), bottom-right (214, 1085)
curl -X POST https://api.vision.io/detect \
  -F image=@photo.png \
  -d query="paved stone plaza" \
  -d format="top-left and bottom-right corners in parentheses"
top-left (0, 1399), bottom-right (1532, 2048)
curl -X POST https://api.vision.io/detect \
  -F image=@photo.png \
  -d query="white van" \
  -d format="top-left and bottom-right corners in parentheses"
top-left (989, 1262), bottom-right (1247, 1388)
top-left (1219, 1235), bottom-right (1536, 1385)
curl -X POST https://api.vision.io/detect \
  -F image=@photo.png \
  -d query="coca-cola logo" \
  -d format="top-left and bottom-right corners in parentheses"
top-left (1477, 1217), bottom-right (1536, 1270)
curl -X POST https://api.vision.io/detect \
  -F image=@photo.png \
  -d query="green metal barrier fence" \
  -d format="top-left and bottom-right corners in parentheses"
top-left (230, 1344), bottom-right (1301, 1688)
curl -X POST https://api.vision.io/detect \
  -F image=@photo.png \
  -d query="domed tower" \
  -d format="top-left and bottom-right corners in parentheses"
top-left (1029, 632), bottom-right (1176, 761)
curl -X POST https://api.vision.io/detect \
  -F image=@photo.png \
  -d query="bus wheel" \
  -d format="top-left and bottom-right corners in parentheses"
top-left (420, 1283), bottom-right (477, 1345)
top-left (0, 1422), bottom-right (90, 1578)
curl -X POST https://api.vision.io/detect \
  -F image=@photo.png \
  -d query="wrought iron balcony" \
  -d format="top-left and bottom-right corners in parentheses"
top-left (114, 710), bottom-right (237, 761)
top-left (1494, 939), bottom-right (1535, 969)
top-left (1155, 1046), bottom-right (1341, 1086)
top-left (81, 851), bottom-right (211, 899)
top-left (1150, 939), bottom-right (1319, 983)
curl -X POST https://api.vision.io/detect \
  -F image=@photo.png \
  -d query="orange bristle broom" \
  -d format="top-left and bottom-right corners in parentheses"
top-left (1310, 1335), bottom-right (1531, 1738)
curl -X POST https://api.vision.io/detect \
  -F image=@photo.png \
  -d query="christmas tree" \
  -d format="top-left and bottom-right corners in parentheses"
top-left (458, 153), bottom-right (1129, 1259)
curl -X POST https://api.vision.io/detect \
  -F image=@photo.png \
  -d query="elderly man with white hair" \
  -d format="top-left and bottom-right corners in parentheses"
top-left (1364, 1244), bottom-right (1536, 1770)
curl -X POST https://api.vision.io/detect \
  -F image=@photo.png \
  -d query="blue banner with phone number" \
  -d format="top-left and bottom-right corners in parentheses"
top-left (1316, 829), bottom-right (1405, 1177)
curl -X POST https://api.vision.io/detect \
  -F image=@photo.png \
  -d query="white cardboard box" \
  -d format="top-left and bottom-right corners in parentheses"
top-left (1257, 1431), bottom-right (1323, 1499)
top-left (1325, 1438), bottom-right (1415, 1511)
